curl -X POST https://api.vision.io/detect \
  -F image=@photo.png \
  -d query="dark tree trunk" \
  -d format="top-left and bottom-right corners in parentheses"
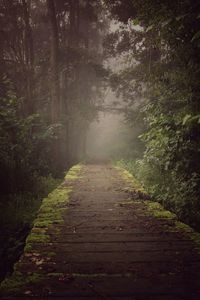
top-left (47, 0), bottom-right (60, 123)
top-left (22, 0), bottom-right (34, 114)
top-left (69, 0), bottom-right (80, 47)
top-left (67, 0), bottom-right (80, 162)
top-left (84, 0), bottom-right (90, 49)
top-left (47, 0), bottom-right (63, 173)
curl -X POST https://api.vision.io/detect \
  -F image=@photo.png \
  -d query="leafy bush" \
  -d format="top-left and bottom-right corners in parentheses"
top-left (118, 157), bottom-right (200, 230)
top-left (0, 175), bottom-right (60, 282)
top-left (109, 0), bottom-right (200, 231)
top-left (0, 78), bottom-right (63, 194)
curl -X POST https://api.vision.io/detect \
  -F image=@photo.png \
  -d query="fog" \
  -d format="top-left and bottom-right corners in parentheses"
top-left (86, 89), bottom-right (129, 160)
top-left (86, 113), bottom-right (121, 160)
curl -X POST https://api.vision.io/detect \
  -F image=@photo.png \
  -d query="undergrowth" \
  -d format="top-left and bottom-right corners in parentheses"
top-left (0, 175), bottom-right (61, 282)
top-left (116, 159), bottom-right (200, 231)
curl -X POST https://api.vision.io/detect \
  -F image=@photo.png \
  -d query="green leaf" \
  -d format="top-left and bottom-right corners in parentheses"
top-left (176, 14), bottom-right (187, 21)
top-left (191, 31), bottom-right (200, 42)
top-left (182, 114), bottom-right (191, 125)
top-left (132, 18), bottom-right (139, 25)
top-left (146, 24), bottom-right (154, 32)
top-left (182, 114), bottom-right (200, 125)
top-left (161, 19), bottom-right (172, 27)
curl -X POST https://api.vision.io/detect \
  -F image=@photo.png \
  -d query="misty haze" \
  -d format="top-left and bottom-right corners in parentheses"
top-left (0, 1), bottom-right (200, 299)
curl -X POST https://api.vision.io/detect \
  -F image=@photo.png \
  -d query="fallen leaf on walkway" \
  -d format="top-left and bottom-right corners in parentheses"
top-left (117, 227), bottom-right (123, 231)
top-left (24, 290), bottom-right (33, 295)
top-left (88, 281), bottom-right (94, 288)
top-left (35, 258), bottom-right (45, 265)
top-left (42, 286), bottom-right (52, 295)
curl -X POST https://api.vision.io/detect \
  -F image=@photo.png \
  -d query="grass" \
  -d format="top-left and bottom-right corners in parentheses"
top-left (65, 164), bottom-right (82, 180)
top-left (145, 201), bottom-right (177, 219)
top-left (175, 221), bottom-right (200, 253)
top-left (0, 271), bottom-right (44, 294)
top-left (25, 165), bottom-right (82, 252)
top-left (0, 164), bottom-right (82, 295)
top-left (115, 165), bottom-right (144, 192)
top-left (116, 164), bottom-right (200, 253)
top-left (26, 232), bottom-right (51, 244)
top-left (0, 175), bottom-right (61, 232)
top-left (0, 175), bottom-right (61, 283)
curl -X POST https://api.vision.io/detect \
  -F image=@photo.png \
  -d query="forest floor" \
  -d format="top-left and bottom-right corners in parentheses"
top-left (1, 164), bottom-right (200, 299)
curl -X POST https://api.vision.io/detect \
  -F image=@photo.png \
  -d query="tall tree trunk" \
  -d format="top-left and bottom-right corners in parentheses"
top-left (76, 0), bottom-right (80, 46)
top-left (47, 0), bottom-right (62, 173)
top-left (69, 0), bottom-right (80, 47)
top-left (67, 0), bottom-right (80, 162)
top-left (47, 0), bottom-right (60, 123)
top-left (69, 0), bottom-right (76, 47)
top-left (22, 0), bottom-right (34, 114)
top-left (84, 0), bottom-right (90, 50)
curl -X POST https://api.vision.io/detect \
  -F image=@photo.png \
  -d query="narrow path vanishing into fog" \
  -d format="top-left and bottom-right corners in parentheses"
top-left (1, 164), bottom-right (200, 299)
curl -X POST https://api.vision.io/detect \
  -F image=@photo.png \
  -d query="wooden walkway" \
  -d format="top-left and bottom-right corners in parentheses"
top-left (1, 164), bottom-right (200, 299)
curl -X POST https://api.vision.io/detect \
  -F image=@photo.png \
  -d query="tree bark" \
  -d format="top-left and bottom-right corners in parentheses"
top-left (69, 0), bottom-right (80, 47)
top-left (47, 0), bottom-right (60, 123)
top-left (22, 0), bottom-right (34, 114)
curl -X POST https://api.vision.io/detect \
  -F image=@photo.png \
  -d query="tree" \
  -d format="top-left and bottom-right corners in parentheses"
top-left (22, 0), bottom-right (34, 114)
top-left (47, 0), bottom-right (60, 123)
top-left (105, 0), bottom-right (200, 229)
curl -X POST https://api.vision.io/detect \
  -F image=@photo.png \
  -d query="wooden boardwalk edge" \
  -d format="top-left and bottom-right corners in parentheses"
top-left (0, 164), bottom-right (83, 296)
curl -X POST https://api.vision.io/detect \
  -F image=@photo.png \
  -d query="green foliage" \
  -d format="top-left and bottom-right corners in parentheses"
top-left (0, 271), bottom-right (43, 294)
top-left (0, 164), bottom-right (81, 293)
top-left (107, 0), bottom-right (200, 230)
top-left (0, 174), bottom-right (60, 282)
top-left (0, 78), bottom-right (62, 194)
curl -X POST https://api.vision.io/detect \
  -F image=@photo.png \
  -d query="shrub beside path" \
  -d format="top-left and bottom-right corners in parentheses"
top-left (1, 163), bottom-right (200, 299)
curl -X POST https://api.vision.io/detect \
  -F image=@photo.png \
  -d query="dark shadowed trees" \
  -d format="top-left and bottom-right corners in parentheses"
top-left (105, 0), bottom-right (200, 229)
top-left (47, 0), bottom-right (60, 123)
